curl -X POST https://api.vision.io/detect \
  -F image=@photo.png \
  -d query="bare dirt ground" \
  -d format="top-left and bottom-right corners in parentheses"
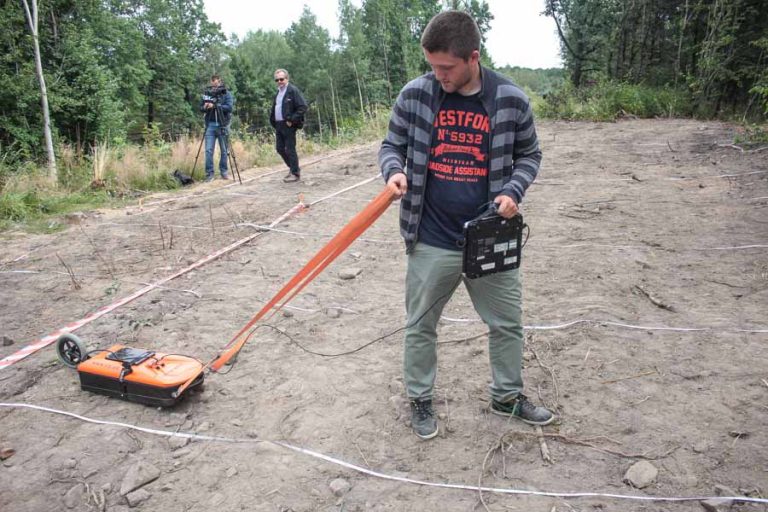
top-left (0, 119), bottom-right (766, 512)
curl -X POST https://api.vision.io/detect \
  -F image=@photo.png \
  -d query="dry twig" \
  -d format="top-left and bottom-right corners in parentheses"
top-left (633, 285), bottom-right (676, 312)
top-left (530, 343), bottom-right (560, 408)
top-left (601, 369), bottom-right (657, 385)
top-left (503, 430), bottom-right (675, 460)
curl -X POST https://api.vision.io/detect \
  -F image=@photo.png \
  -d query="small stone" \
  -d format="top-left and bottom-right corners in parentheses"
top-left (700, 498), bottom-right (733, 512)
top-left (246, 430), bottom-right (259, 439)
top-left (329, 478), bottom-right (351, 497)
top-left (225, 466), bottom-right (238, 478)
top-left (338, 268), bottom-right (363, 280)
top-left (209, 493), bottom-right (225, 506)
top-left (101, 483), bottom-right (112, 493)
top-left (388, 379), bottom-right (402, 394)
top-left (169, 436), bottom-right (190, 449)
top-left (62, 458), bottom-right (78, 469)
top-left (2, 336), bottom-right (14, 346)
top-left (126, 489), bottom-right (151, 507)
top-left (325, 308), bottom-right (342, 318)
top-left (164, 412), bottom-right (187, 427)
top-left (172, 448), bottom-right (192, 459)
top-left (119, 461), bottom-right (160, 496)
top-left (623, 460), bottom-right (658, 489)
top-left (349, 252), bottom-right (362, 259)
top-left (714, 484), bottom-right (737, 497)
top-left (692, 441), bottom-right (710, 453)
top-left (231, 419), bottom-right (243, 427)
top-left (160, 483), bottom-right (174, 492)
top-left (282, 310), bottom-right (294, 318)
top-left (438, 412), bottom-right (447, 420)
top-left (197, 421), bottom-right (211, 432)
top-left (64, 484), bottom-right (86, 509)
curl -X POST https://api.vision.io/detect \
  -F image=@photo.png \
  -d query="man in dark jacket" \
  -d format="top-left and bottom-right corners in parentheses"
top-left (200, 75), bottom-right (234, 181)
top-left (379, 10), bottom-right (554, 440)
top-left (270, 69), bottom-right (308, 183)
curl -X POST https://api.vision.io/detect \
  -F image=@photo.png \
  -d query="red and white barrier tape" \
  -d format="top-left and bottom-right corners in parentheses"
top-left (0, 202), bottom-right (306, 371)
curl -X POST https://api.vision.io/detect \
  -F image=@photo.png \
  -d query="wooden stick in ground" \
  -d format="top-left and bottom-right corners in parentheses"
top-left (536, 425), bottom-right (553, 464)
top-left (158, 220), bottom-right (165, 251)
top-left (55, 252), bottom-right (80, 290)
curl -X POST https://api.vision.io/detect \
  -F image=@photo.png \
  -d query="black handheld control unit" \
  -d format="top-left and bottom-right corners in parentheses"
top-left (461, 205), bottom-right (525, 279)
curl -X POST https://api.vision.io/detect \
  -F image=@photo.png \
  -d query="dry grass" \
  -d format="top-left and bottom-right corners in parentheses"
top-left (91, 140), bottom-right (113, 185)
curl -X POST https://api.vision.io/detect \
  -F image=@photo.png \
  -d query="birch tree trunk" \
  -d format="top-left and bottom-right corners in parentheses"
top-left (21, 0), bottom-right (57, 182)
top-left (351, 58), bottom-right (366, 122)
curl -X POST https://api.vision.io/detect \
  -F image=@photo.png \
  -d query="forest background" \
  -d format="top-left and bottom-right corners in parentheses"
top-left (1, 0), bottom-right (766, 230)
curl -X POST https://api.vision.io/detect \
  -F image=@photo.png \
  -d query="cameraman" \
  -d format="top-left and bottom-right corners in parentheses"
top-left (200, 75), bottom-right (234, 181)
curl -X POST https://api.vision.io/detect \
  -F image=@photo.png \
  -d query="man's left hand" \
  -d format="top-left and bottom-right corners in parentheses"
top-left (493, 195), bottom-right (519, 218)
top-left (286, 121), bottom-right (292, 127)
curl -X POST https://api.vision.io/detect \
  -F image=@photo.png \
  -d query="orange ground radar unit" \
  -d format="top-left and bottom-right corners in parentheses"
top-left (56, 334), bottom-right (204, 407)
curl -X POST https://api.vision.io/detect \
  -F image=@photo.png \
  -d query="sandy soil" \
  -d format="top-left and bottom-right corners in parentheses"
top-left (0, 119), bottom-right (766, 512)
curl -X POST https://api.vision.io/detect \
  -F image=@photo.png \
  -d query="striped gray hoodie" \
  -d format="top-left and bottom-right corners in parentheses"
top-left (378, 65), bottom-right (542, 253)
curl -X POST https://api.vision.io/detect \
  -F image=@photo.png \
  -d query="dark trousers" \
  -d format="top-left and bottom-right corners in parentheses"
top-left (275, 122), bottom-right (300, 176)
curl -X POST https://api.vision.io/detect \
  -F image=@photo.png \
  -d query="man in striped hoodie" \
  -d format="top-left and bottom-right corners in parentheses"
top-left (379, 10), bottom-right (554, 440)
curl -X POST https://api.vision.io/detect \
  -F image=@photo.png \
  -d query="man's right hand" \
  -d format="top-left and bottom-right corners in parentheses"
top-left (386, 172), bottom-right (407, 198)
top-left (204, 102), bottom-right (214, 110)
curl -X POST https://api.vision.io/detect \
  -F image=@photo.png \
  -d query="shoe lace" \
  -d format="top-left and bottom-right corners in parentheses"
top-left (411, 399), bottom-right (433, 420)
top-left (516, 394), bottom-right (536, 416)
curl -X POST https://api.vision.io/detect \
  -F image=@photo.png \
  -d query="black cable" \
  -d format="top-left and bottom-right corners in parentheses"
top-left (247, 276), bottom-right (464, 358)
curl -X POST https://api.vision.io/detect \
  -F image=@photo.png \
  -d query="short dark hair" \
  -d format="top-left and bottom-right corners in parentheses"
top-left (421, 10), bottom-right (481, 60)
top-left (210, 74), bottom-right (221, 82)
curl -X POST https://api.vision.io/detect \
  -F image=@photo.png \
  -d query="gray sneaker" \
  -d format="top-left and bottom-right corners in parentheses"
top-left (409, 398), bottom-right (438, 440)
top-left (490, 394), bottom-right (555, 425)
top-left (283, 173), bottom-right (300, 183)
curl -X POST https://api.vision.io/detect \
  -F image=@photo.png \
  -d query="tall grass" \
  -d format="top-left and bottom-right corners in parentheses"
top-left (536, 81), bottom-right (693, 121)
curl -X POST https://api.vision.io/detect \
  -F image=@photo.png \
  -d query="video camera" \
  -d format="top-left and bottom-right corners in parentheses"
top-left (202, 84), bottom-right (227, 105)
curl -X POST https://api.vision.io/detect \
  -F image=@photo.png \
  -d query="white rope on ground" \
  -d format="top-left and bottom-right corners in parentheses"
top-left (307, 174), bottom-right (381, 206)
top-left (438, 317), bottom-right (767, 333)
top-left (0, 403), bottom-right (765, 506)
top-left (128, 143), bottom-right (372, 216)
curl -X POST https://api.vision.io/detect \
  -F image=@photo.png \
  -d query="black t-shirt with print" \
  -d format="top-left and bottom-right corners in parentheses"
top-left (419, 91), bottom-right (490, 251)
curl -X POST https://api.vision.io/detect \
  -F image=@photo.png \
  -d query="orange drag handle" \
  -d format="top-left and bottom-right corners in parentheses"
top-left (174, 187), bottom-right (395, 396)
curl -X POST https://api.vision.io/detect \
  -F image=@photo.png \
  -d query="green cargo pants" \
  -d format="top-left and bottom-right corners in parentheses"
top-left (404, 242), bottom-right (524, 403)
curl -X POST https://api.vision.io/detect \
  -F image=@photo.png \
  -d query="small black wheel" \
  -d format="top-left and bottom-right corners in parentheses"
top-left (56, 333), bottom-right (88, 368)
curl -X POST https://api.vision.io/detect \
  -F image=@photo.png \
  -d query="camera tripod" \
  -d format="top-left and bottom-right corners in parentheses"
top-left (191, 105), bottom-right (242, 185)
